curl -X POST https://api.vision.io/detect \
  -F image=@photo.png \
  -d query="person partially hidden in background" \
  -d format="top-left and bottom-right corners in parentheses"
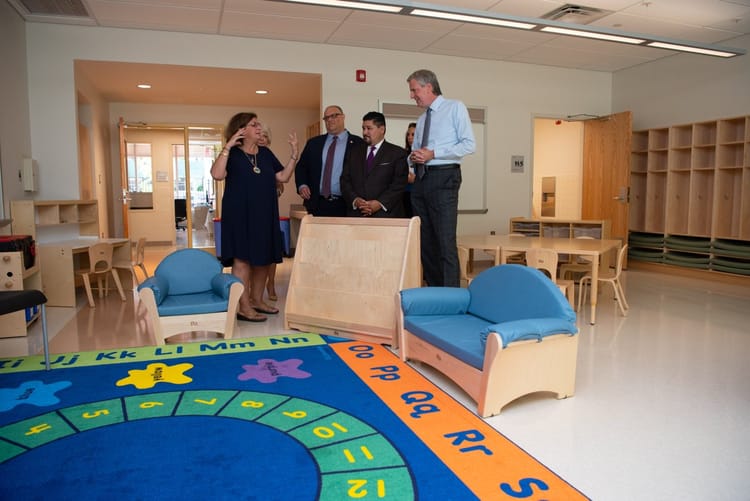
top-left (211, 112), bottom-right (298, 322)
top-left (295, 105), bottom-right (364, 217)
top-left (258, 123), bottom-right (282, 302)
top-left (403, 122), bottom-right (417, 218)
top-left (341, 111), bottom-right (408, 218)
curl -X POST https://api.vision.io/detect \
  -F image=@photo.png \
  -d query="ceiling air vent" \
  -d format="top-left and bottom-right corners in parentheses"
top-left (541, 4), bottom-right (612, 25)
top-left (15, 0), bottom-right (90, 18)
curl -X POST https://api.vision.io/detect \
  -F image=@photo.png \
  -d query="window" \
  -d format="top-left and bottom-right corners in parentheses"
top-left (126, 142), bottom-right (153, 209)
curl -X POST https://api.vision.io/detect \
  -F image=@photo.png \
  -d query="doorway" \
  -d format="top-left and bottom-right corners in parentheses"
top-left (120, 123), bottom-right (223, 250)
top-left (532, 118), bottom-right (584, 219)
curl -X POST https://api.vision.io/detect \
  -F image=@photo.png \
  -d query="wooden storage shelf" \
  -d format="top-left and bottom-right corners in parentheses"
top-left (666, 171), bottom-right (689, 235)
top-left (718, 117), bottom-right (746, 143)
top-left (668, 147), bottom-right (691, 170)
top-left (11, 199), bottom-right (100, 240)
top-left (631, 151), bottom-right (648, 173)
top-left (649, 128), bottom-right (669, 150)
top-left (647, 150), bottom-right (668, 171)
top-left (693, 121), bottom-right (717, 145)
top-left (509, 218), bottom-right (610, 240)
top-left (671, 125), bottom-right (693, 148)
top-left (717, 143), bottom-right (744, 168)
top-left (629, 172), bottom-right (647, 231)
top-left (645, 171), bottom-right (667, 233)
top-left (630, 115), bottom-right (750, 278)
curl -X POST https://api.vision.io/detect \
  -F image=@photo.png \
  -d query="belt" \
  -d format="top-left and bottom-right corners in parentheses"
top-left (320, 195), bottom-right (342, 201)
top-left (425, 163), bottom-right (460, 172)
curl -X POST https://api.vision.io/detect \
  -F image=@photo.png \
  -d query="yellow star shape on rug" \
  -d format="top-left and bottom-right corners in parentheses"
top-left (115, 362), bottom-right (194, 389)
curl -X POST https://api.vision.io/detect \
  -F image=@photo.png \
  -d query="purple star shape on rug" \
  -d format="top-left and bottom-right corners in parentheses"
top-left (238, 358), bottom-right (311, 383)
top-left (0, 380), bottom-right (73, 412)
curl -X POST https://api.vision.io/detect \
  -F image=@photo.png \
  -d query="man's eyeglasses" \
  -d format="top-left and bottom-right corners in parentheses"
top-left (322, 113), bottom-right (342, 121)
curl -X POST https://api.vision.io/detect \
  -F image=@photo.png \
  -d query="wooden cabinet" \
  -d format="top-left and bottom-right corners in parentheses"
top-left (509, 218), bottom-right (612, 266)
top-left (509, 217), bottom-right (610, 239)
top-left (10, 199), bottom-right (99, 241)
top-left (629, 116), bottom-right (750, 278)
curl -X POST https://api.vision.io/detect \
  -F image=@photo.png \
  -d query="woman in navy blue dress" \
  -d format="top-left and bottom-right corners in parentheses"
top-left (211, 112), bottom-right (298, 322)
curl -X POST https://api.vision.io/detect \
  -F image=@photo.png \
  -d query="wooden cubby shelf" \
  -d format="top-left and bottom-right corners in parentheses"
top-left (629, 115), bottom-right (750, 279)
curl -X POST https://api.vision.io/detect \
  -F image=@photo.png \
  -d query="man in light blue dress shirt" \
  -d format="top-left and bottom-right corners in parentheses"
top-left (407, 69), bottom-right (476, 287)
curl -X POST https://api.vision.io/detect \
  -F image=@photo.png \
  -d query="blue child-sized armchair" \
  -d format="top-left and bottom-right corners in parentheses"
top-left (138, 249), bottom-right (244, 345)
top-left (398, 264), bottom-right (579, 417)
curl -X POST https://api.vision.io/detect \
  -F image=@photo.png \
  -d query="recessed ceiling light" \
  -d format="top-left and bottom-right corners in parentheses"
top-left (256, 90), bottom-right (268, 95)
top-left (137, 84), bottom-right (151, 89)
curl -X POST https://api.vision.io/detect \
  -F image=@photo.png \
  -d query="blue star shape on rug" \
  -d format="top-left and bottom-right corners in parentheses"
top-left (238, 358), bottom-right (311, 383)
top-left (0, 380), bottom-right (73, 412)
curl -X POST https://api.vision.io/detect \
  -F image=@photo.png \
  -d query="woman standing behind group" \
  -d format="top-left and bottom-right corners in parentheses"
top-left (211, 112), bottom-right (298, 323)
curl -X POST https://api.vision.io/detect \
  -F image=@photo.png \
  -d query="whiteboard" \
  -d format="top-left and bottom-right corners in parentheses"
top-left (383, 105), bottom-right (486, 213)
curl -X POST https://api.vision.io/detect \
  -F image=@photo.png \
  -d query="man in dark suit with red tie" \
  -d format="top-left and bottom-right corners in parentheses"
top-left (295, 105), bottom-right (364, 217)
top-left (341, 112), bottom-right (409, 218)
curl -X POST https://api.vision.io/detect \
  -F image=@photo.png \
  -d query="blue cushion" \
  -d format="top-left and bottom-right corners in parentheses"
top-left (211, 273), bottom-right (242, 299)
top-left (138, 275), bottom-right (170, 305)
top-left (154, 249), bottom-right (222, 295)
top-left (403, 314), bottom-right (488, 370)
top-left (400, 287), bottom-right (470, 316)
top-left (156, 291), bottom-right (230, 317)
top-left (468, 265), bottom-right (576, 324)
top-left (479, 317), bottom-right (578, 349)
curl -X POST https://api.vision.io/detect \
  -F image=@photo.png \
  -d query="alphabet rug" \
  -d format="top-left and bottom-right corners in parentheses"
top-left (0, 334), bottom-right (587, 500)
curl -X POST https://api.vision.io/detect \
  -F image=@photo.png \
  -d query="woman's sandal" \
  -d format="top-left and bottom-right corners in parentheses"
top-left (237, 312), bottom-right (267, 322)
top-left (253, 304), bottom-right (279, 315)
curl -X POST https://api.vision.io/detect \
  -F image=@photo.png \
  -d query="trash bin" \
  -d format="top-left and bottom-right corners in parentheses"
top-left (279, 217), bottom-right (291, 257)
top-left (213, 218), bottom-right (221, 258)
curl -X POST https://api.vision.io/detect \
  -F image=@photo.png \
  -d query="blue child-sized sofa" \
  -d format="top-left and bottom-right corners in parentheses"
top-left (398, 264), bottom-right (579, 417)
top-left (138, 249), bottom-right (244, 345)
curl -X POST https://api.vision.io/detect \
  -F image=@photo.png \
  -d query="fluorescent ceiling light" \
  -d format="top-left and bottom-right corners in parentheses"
top-left (647, 42), bottom-right (737, 58)
top-left (256, 90), bottom-right (269, 94)
top-left (411, 9), bottom-right (535, 30)
top-left (541, 26), bottom-right (644, 44)
top-left (283, 0), bottom-right (401, 13)
top-left (274, 0), bottom-right (745, 59)
top-left (137, 84), bottom-right (151, 89)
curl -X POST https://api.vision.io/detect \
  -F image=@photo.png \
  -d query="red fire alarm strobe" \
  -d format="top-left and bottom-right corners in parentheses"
top-left (356, 69), bottom-right (366, 82)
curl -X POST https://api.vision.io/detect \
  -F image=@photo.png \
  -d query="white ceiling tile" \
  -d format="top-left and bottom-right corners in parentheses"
top-left (619, 0), bottom-right (749, 26)
top-left (426, 33), bottom-right (538, 58)
top-left (88, 2), bottom-right (220, 32)
top-left (223, 0), bottom-right (349, 20)
top-left (221, 13), bottom-right (340, 42)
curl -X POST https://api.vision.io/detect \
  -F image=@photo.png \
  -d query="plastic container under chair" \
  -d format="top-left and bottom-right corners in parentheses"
top-left (280, 217), bottom-right (291, 256)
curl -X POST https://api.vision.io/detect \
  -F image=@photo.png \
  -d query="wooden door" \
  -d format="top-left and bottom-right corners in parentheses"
top-left (582, 111), bottom-right (632, 245)
top-left (118, 118), bottom-right (130, 238)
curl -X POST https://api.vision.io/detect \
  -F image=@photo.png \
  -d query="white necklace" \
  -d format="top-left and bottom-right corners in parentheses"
top-left (244, 150), bottom-right (261, 174)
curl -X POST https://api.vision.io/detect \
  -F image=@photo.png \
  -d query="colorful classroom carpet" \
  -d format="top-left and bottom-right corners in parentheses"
top-left (0, 334), bottom-right (587, 500)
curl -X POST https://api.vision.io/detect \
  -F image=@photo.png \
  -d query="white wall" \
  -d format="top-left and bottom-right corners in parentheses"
top-left (0, 2), bottom-right (31, 217)
top-left (24, 23), bottom-right (613, 237)
top-left (613, 34), bottom-right (750, 130)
